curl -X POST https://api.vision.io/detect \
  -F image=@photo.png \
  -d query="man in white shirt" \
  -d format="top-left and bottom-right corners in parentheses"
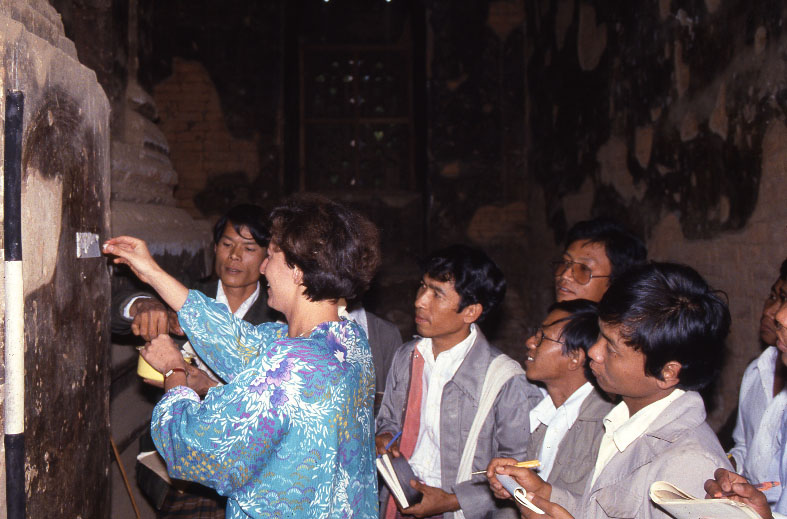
top-left (489, 262), bottom-right (732, 519)
top-left (376, 245), bottom-right (543, 519)
top-left (523, 299), bottom-right (613, 496)
top-left (728, 258), bottom-right (787, 505)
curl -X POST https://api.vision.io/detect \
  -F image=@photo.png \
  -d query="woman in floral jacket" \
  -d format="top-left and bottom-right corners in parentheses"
top-left (105, 194), bottom-right (381, 519)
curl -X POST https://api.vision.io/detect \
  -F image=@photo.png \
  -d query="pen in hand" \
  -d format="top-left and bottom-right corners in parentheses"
top-left (719, 480), bottom-right (780, 497)
top-left (378, 431), bottom-right (402, 458)
top-left (471, 459), bottom-right (540, 476)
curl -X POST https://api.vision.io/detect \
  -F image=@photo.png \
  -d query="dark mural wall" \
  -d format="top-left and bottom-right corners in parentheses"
top-left (526, 0), bottom-right (777, 243)
top-left (516, 0), bottom-right (787, 431)
top-left (424, 0), bottom-right (787, 431)
top-left (49, 0), bottom-right (787, 446)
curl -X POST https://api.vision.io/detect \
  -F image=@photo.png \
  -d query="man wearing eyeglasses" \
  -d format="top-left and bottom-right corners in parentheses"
top-left (553, 219), bottom-right (647, 303)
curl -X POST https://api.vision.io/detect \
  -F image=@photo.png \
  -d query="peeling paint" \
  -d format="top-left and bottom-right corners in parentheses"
top-left (754, 26), bottom-right (767, 55)
top-left (709, 83), bottom-right (728, 140)
top-left (446, 73), bottom-right (468, 91)
top-left (467, 201), bottom-right (527, 244)
top-left (440, 161), bottom-right (461, 178)
top-left (659, 0), bottom-right (672, 21)
top-left (674, 39), bottom-right (690, 98)
top-left (705, 0), bottom-right (721, 14)
top-left (634, 125), bottom-right (654, 168)
top-left (554, 0), bottom-right (574, 51)
top-left (596, 136), bottom-right (644, 201)
top-left (21, 168), bottom-right (63, 295)
top-left (680, 111), bottom-right (699, 141)
top-left (563, 176), bottom-right (595, 223)
top-left (577, 3), bottom-right (606, 71)
top-left (486, 0), bottom-right (525, 40)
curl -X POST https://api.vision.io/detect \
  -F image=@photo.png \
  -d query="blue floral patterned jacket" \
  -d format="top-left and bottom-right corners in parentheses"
top-left (151, 290), bottom-right (378, 519)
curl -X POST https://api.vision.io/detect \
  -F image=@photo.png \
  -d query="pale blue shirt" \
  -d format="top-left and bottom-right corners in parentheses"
top-left (730, 346), bottom-right (786, 504)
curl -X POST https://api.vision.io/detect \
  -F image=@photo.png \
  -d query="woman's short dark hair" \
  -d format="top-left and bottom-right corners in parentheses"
top-left (598, 262), bottom-right (730, 391)
top-left (547, 299), bottom-right (599, 380)
top-left (419, 245), bottom-right (506, 322)
top-left (212, 204), bottom-right (271, 247)
top-left (269, 194), bottom-right (381, 302)
top-left (779, 258), bottom-right (787, 281)
top-left (566, 218), bottom-right (647, 282)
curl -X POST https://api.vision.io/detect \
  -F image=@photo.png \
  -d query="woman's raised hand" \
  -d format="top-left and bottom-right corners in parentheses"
top-left (103, 236), bottom-right (161, 285)
top-left (103, 236), bottom-right (189, 311)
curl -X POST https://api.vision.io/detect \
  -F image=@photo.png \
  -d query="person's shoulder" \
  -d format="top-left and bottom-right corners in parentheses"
top-left (193, 278), bottom-right (219, 296)
top-left (366, 310), bottom-right (402, 336)
top-left (579, 387), bottom-right (616, 418)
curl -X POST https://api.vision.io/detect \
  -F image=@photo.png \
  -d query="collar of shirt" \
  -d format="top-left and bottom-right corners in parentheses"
top-left (757, 345), bottom-right (778, 401)
top-left (530, 381), bottom-right (594, 433)
top-left (416, 323), bottom-right (478, 372)
top-left (346, 307), bottom-right (369, 337)
top-left (408, 324), bottom-right (477, 487)
top-left (216, 280), bottom-right (260, 319)
top-left (604, 388), bottom-right (686, 453)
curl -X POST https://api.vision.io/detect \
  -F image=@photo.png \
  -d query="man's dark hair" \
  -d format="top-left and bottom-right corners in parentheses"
top-left (213, 204), bottom-right (271, 247)
top-left (780, 258), bottom-right (787, 281)
top-left (598, 262), bottom-right (730, 391)
top-left (419, 245), bottom-right (506, 322)
top-left (269, 194), bottom-right (381, 302)
top-left (547, 299), bottom-right (599, 379)
top-left (565, 218), bottom-right (647, 281)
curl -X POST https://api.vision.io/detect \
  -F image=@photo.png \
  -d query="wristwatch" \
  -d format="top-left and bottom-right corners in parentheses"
top-left (164, 367), bottom-right (187, 379)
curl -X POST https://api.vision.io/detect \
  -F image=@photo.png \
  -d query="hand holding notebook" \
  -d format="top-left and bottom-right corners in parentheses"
top-left (376, 453), bottom-right (424, 509)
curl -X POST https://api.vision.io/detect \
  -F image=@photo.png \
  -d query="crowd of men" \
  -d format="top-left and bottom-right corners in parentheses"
top-left (115, 205), bottom-right (787, 519)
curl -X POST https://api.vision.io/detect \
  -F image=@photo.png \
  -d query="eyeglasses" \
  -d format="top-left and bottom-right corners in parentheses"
top-left (529, 328), bottom-right (566, 348)
top-left (552, 259), bottom-right (610, 286)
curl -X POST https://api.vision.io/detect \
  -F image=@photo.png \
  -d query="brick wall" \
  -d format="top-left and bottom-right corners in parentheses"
top-left (153, 58), bottom-right (259, 217)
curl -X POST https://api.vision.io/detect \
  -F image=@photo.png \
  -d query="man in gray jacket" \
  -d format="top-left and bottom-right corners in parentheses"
top-left (490, 262), bottom-right (733, 519)
top-left (376, 245), bottom-right (543, 519)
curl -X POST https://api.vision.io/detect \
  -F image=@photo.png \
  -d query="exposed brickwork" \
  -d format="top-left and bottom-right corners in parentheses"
top-left (153, 58), bottom-right (259, 216)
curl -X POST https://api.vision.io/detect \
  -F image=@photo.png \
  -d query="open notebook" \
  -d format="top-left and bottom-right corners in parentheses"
top-left (649, 481), bottom-right (764, 519)
top-left (496, 474), bottom-right (545, 515)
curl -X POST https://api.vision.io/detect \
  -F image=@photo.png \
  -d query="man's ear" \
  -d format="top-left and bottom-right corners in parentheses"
top-left (566, 348), bottom-right (586, 372)
top-left (460, 303), bottom-right (483, 324)
top-left (656, 360), bottom-right (682, 389)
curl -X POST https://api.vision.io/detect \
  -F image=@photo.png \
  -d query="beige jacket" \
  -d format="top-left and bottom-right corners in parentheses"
top-left (525, 387), bottom-right (614, 496)
top-left (550, 391), bottom-right (732, 519)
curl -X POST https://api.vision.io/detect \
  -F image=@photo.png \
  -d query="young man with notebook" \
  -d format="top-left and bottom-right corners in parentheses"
top-left (489, 262), bottom-right (732, 519)
top-left (376, 245), bottom-right (543, 519)
top-left (705, 276), bottom-right (787, 518)
top-left (728, 258), bottom-right (787, 506)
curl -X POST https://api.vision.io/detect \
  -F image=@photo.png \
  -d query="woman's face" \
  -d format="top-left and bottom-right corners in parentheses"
top-left (261, 241), bottom-right (298, 314)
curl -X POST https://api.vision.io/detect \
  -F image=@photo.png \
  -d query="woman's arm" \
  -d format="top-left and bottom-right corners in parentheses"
top-left (178, 290), bottom-right (284, 380)
top-left (151, 367), bottom-right (291, 495)
top-left (103, 236), bottom-right (188, 311)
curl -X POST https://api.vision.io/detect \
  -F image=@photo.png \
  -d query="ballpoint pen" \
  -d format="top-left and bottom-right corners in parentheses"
top-left (719, 480), bottom-right (780, 497)
top-left (378, 431), bottom-right (402, 458)
top-left (471, 459), bottom-right (540, 476)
